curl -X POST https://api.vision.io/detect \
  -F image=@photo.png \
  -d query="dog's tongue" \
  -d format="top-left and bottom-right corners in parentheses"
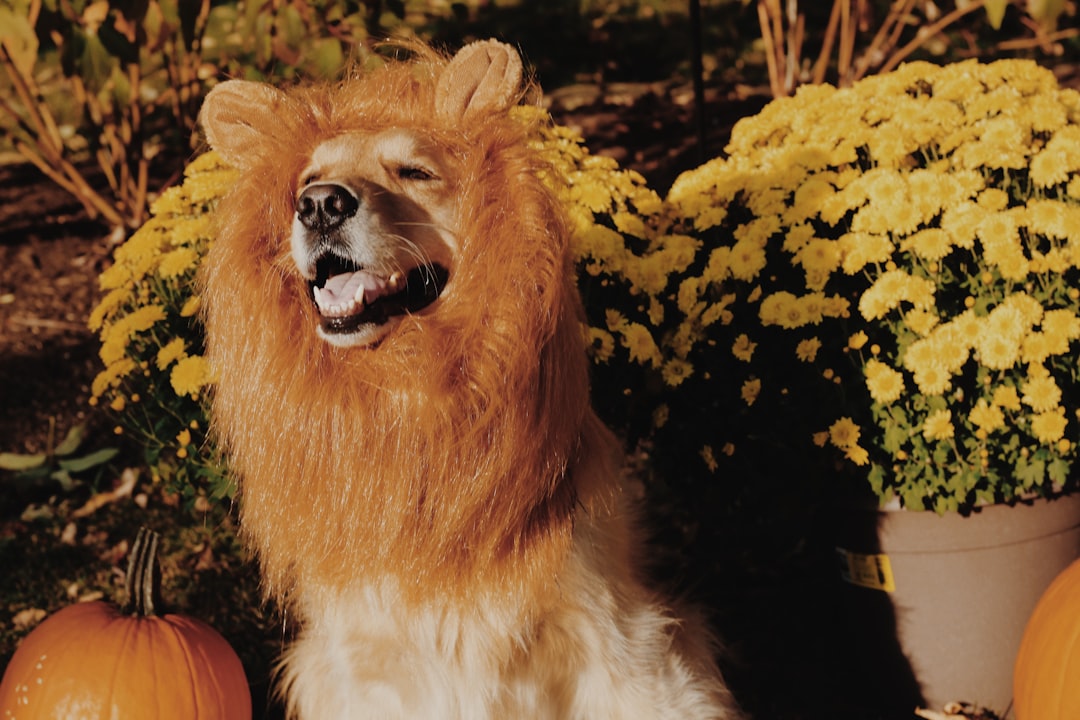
top-left (316, 270), bottom-right (388, 311)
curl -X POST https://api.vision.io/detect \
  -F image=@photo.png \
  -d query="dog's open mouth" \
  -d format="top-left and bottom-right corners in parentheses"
top-left (309, 254), bottom-right (450, 335)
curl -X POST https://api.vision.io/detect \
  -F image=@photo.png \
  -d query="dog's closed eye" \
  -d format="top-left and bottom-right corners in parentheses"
top-left (397, 166), bottom-right (437, 182)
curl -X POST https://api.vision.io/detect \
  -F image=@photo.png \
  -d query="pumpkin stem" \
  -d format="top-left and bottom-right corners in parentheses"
top-left (123, 527), bottom-right (163, 617)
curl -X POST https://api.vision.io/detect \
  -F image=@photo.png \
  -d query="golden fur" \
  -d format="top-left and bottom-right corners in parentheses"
top-left (198, 40), bottom-right (741, 719)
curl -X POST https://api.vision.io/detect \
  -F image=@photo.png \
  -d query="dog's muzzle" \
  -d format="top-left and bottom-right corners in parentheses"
top-left (296, 183), bottom-right (449, 338)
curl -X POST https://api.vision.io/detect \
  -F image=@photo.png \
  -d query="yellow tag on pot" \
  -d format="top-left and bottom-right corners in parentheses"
top-left (836, 548), bottom-right (896, 592)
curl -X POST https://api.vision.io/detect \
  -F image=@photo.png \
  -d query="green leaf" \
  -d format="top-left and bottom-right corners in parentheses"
top-left (0, 452), bottom-right (47, 471)
top-left (933, 494), bottom-right (959, 515)
top-left (276, 4), bottom-right (304, 52)
top-left (253, 13), bottom-right (272, 68)
top-left (883, 420), bottom-right (907, 455)
top-left (1027, 0), bottom-right (1065, 29)
top-left (901, 484), bottom-right (926, 510)
top-left (931, 441), bottom-right (950, 467)
top-left (1048, 457), bottom-right (1070, 487)
top-left (1016, 456), bottom-right (1046, 490)
top-left (309, 38), bottom-right (345, 79)
top-left (0, 7), bottom-right (39, 78)
top-left (141, 1), bottom-right (164, 50)
top-left (80, 31), bottom-right (115, 93)
top-left (50, 468), bottom-right (79, 492)
top-left (57, 447), bottom-right (120, 473)
top-left (868, 464), bottom-right (886, 496)
top-left (985, 0), bottom-right (1009, 29)
top-left (110, 64), bottom-right (133, 107)
top-left (54, 423), bottom-right (87, 456)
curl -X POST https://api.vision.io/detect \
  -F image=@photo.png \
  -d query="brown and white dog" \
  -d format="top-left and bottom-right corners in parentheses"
top-left (198, 40), bottom-right (741, 719)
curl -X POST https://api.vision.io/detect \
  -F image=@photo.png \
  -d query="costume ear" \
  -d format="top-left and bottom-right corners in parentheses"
top-left (198, 80), bottom-right (296, 170)
top-left (435, 40), bottom-right (523, 122)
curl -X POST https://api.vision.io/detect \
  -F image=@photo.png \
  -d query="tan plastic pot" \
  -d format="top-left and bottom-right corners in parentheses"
top-left (835, 494), bottom-right (1080, 716)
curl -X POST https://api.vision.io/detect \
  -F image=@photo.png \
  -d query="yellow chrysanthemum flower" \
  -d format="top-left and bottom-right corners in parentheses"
top-left (1031, 132), bottom-right (1080, 188)
top-left (148, 185), bottom-right (189, 216)
top-left (796, 337), bottom-right (822, 363)
top-left (170, 355), bottom-right (212, 399)
top-left (781, 222), bottom-right (816, 255)
top-left (969, 398), bottom-right (1005, 434)
top-left (940, 201), bottom-right (984, 250)
top-left (903, 228), bottom-right (953, 261)
top-left (1021, 372), bottom-right (1062, 413)
top-left (700, 445), bottom-right (718, 473)
top-left (991, 384), bottom-right (1022, 411)
top-left (1067, 176), bottom-right (1080, 200)
top-left (741, 378), bottom-right (762, 406)
top-left (922, 409), bottom-right (955, 441)
top-left (158, 247), bottom-right (199, 279)
top-left (905, 308), bottom-right (940, 337)
top-left (733, 215), bottom-right (781, 248)
top-left (786, 175), bottom-right (837, 224)
top-left (979, 212), bottom-right (1030, 280)
top-left (844, 444), bottom-right (870, 466)
top-left (700, 295), bottom-right (735, 328)
top-left (588, 328), bottom-right (615, 363)
top-left (902, 336), bottom-right (938, 375)
top-left (661, 358), bottom-right (694, 387)
top-left (155, 337), bottom-right (188, 371)
top-left (90, 358), bottom-right (136, 398)
top-left (87, 288), bottom-right (128, 332)
top-left (570, 181), bottom-right (613, 214)
top-left (838, 232), bottom-right (894, 275)
top-left (858, 270), bottom-right (935, 321)
top-left (180, 295), bottom-right (202, 318)
top-left (1020, 332), bottom-right (1053, 365)
top-left (1042, 309), bottom-right (1080, 344)
top-left (728, 239), bottom-right (768, 281)
top-left (1030, 408), bottom-right (1068, 445)
top-left (98, 305), bottom-right (167, 365)
top-left (760, 292), bottom-right (810, 329)
top-left (828, 417), bottom-right (861, 449)
top-left (617, 321), bottom-right (663, 368)
top-left (864, 359), bottom-right (905, 404)
top-left (913, 364), bottom-right (952, 396)
top-left (732, 333), bottom-right (756, 362)
top-left (796, 238), bottom-right (842, 276)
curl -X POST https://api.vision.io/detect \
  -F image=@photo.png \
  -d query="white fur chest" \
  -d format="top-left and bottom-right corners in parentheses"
top-left (277, 518), bottom-right (736, 720)
top-left (280, 580), bottom-right (533, 719)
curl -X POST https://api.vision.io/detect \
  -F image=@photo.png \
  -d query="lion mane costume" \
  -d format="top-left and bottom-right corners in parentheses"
top-left (198, 40), bottom-right (740, 719)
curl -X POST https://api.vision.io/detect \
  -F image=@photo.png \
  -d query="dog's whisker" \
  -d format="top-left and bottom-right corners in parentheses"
top-left (391, 234), bottom-right (443, 280)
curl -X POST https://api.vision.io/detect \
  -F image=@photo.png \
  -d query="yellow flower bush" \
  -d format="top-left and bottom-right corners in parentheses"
top-left (89, 59), bottom-right (1080, 514)
top-left (88, 152), bottom-right (239, 500)
top-left (663, 59), bottom-right (1080, 512)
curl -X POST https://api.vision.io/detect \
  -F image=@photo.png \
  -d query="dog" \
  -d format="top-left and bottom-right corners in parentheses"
top-left (198, 40), bottom-right (741, 719)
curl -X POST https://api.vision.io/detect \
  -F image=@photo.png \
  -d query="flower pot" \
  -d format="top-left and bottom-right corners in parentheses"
top-left (834, 493), bottom-right (1080, 716)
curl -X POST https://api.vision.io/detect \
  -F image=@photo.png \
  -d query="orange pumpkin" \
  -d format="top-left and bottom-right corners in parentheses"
top-left (0, 528), bottom-right (251, 719)
top-left (1013, 557), bottom-right (1080, 720)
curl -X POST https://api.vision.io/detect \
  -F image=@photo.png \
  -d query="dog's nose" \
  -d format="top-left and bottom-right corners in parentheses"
top-left (296, 184), bottom-right (359, 231)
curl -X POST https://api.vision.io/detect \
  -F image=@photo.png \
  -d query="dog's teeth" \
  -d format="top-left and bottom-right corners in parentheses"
top-left (353, 284), bottom-right (367, 307)
top-left (388, 272), bottom-right (403, 291)
top-left (313, 286), bottom-right (324, 306)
